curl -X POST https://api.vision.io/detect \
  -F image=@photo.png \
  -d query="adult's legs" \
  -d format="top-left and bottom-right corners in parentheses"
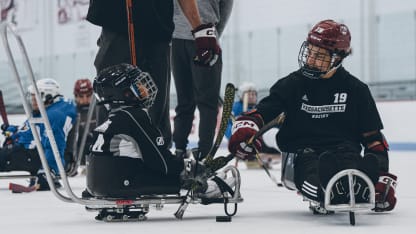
top-left (93, 28), bottom-right (172, 144)
top-left (171, 39), bottom-right (196, 153)
top-left (136, 40), bottom-right (172, 146)
top-left (190, 41), bottom-right (222, 158)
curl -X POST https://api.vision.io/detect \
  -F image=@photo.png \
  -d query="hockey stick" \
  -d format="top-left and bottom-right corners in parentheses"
top-left (205, 83), bottom-right (235, 162)
top-left (253, 147), bottom-right (282, 187)
top-left (247, 112), bottom-right (285, 145)
top-left (125, 0), bottom-right (137, 65)
top-left (174, 83), bottom-right (235, 219)
top-left (9, 182), bottom-right (39, 193)
top-left (246, 113), bottom-right (285, 187)
top-left (0, 90), bottom-right (9, 126)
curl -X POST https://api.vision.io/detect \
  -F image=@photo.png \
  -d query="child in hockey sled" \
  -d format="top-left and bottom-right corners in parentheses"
top-left (228, 20), bottom-right (397, 225)
top-left (83, 63), bottom-right (242, 221)
top-left (2, 22), bottom-right (241, 222)
top-left (0, 78), bottom-right (77, 191)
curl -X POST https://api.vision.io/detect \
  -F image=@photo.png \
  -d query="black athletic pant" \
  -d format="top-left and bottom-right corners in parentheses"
top-left (0, 145), bottom-right (41, 175)
top-left (294, 142), bottom-right (372, 202)
top-left (94, 28), bottom-right (172, 146)
top-left (171, 38), bottom-right (222, 157)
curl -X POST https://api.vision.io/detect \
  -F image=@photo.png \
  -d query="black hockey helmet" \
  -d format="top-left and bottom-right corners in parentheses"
top-left (93, 63), bottom-right (158, 108)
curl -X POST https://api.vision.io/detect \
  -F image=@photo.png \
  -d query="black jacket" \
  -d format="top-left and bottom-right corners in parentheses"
top-left (256, 67), bottom-right (383, 152)
top-left (87, 0), bottom-right (174, 42)
top-left (90, 106), bottom-right (183, 176)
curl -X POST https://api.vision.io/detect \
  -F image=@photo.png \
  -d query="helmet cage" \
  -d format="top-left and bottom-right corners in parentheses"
top-left (129, 71), bottom-right (158, 109)
top-left (298, 41), bottom-right (343, 79)
top-left (93, 63), bottom-right (158, 109)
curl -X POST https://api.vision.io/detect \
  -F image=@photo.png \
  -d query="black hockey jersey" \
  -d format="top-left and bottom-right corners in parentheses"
top-left (90, 106), bottom-right (183, 176)
top-left (256, 67), bottom-right (383, 152)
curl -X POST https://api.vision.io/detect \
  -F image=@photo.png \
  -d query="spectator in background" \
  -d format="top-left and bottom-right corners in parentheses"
top-left (65, 79), bottom-right (104, 176)
top-left (0, 78), bottom-right (76, 191)
top-left (172, 0), bottom-right (233, 160)
top-left (86, 0), bottom-right (222, 148)
top-left (225, 81), bottom-right (257, 139)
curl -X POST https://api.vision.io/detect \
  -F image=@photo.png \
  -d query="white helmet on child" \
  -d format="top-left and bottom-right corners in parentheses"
top-left (28, 78), bottom-right (61, 105)
top-left (238, 82), bottom-right (257, 98)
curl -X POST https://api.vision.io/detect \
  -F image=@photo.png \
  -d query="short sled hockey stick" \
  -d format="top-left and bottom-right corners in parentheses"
top-left (247, 113), bottom-right (286, 187)
top-left (206, 83), bottom-right (236, 162)
top-left (9, 182), bottom-right (38, 193)
top-left (174, 83), bottom-right (235, 219)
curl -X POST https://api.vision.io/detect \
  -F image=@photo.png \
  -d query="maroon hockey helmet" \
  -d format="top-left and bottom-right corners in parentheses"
top-left (74, 79), bottom-right (93, 96)
top-left (298, 19), bottom-right (352, 79)
top-left (307, 19), bottom-right (351, 56)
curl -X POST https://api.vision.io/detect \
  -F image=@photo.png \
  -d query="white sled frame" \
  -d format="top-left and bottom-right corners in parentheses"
top-left (304, 169), bottom-right (376, 225)
top-left (324, 169), bottom-right (375, 212)
top-left (0, 22), bottom-right (243, 218)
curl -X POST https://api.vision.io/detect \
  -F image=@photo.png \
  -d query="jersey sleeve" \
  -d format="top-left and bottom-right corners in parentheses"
top-left (356, 85), bottom-right (384, 134)
top-left (256, 77), bottom-right (289, 123)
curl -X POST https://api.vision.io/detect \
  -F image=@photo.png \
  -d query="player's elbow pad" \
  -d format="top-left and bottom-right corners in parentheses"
top-left (362, 131), bottom-right (389, 172)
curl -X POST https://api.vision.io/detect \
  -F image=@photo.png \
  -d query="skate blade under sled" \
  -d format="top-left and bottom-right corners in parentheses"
top-left (84, 155), bottom-right (243, 222)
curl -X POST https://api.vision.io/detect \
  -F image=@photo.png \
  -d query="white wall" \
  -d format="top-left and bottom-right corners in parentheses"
top-left (377, 101), bottom-right (416, 144)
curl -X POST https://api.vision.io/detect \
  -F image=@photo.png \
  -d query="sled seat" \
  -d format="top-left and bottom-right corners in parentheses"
top-left (86, 154), bottom-right (181, 198)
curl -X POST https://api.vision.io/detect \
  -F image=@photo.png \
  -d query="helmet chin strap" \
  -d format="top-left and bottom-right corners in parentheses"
top-left (321, 64), bottom-right (341, 79)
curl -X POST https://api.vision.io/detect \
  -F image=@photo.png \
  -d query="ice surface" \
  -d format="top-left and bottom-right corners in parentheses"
top-left (1, 149), bottom-right (414, 233)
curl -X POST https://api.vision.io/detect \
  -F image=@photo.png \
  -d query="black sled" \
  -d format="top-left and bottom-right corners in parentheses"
top-left (84, 154), bottom-right (243, 222)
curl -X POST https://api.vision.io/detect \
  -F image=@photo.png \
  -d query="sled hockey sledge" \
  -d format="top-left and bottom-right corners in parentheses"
top-left (281, 151), bottom-right (376, 225)
top-left (1, 22), bottom-right (242, 221)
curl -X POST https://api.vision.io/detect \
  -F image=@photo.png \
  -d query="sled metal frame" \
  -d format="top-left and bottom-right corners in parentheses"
top-left (323, 169), bottom-right (375, 225)
top-left (66, 95), bottom-right (97, 177)
top-left (0, 22), bottom-right (243, 219)
top-left (0, 172), bottom-right (37, 182)
top-left (301, 169), bottom-right (376, 225)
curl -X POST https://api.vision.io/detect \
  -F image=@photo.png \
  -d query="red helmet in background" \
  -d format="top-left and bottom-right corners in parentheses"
top-left (307, 19), bottom-right (351, 56)
top-left (74, 79), bottom-right (93, 96)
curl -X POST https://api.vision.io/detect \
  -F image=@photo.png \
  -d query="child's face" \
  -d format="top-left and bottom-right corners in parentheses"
top-left (75, 93), bottom-right (92, 106)
top-left (243, 90), bottom-right (257, 105)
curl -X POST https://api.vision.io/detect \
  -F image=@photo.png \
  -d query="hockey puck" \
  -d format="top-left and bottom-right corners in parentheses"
top-left (216, 216), bottom-right (232, 222)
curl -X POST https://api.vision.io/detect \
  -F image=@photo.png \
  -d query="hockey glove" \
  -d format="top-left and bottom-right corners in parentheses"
top-left (374, 172), bottom-right (397, 212)
top-left (1, 124), bottom-right (17, 137)
top-left (1, 124), bottom-right (18, 147)
top-left (228, 115), bottom-right (263, 160)
top-left (192, 23), bottom-right (221, 66)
